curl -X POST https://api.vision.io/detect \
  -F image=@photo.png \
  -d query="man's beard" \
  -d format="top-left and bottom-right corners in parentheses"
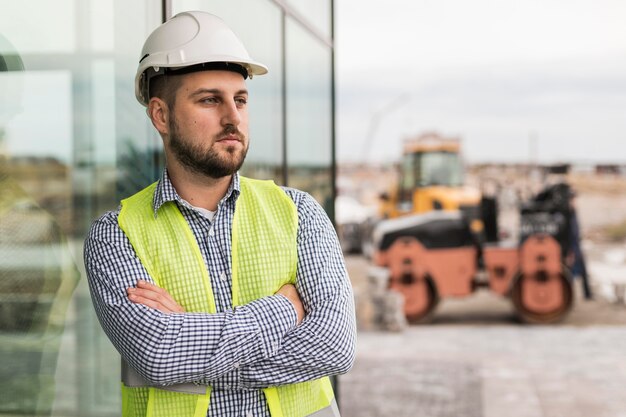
top-left (168, 118), bottom-right (248, 179)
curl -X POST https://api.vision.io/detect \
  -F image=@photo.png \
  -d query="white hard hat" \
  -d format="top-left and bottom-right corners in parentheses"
top-left (135, 11), bottom-right (268, 106)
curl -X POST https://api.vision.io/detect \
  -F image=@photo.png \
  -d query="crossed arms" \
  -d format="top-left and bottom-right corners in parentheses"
top-left (84, 193), bottom-right (356, 389)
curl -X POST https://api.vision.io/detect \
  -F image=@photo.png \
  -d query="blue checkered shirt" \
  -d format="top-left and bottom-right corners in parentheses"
top-left (83, 171), bottom-right (356, 417)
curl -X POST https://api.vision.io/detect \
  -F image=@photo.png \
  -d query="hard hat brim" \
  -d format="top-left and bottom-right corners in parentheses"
top-left (134, 11), bottom-right (269, 106)
top-left (135, 58), bottom-right (268, 106)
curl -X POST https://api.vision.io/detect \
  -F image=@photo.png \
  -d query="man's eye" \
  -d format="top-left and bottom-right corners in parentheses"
top-left (235, 97), bottom-right (248, 106)
top-left (201, 97), bottom-right (219, 104)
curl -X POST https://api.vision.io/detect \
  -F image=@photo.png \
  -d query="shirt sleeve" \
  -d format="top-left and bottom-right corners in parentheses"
top-left (83, 211), bottom-right (297, 387)
top-left (238, 191), bottom-right (357, 388)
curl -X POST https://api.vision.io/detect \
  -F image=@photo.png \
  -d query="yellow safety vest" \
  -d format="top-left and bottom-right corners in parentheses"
top-left (117, 177), bottom-right (337, 417)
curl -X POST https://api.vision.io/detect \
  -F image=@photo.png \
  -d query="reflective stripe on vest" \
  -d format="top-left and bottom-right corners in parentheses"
top-left (117, 177), bottom-right (337, 417)
top-left (309, 399), bottom-right (340, 417)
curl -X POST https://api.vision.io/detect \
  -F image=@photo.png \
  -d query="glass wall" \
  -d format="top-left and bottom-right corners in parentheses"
top-left (286, 0), bottom-right (332, 39)
top-left (0, 1), bottom-right (161, 415)
top-left (0, 0), bottom-right (335, 415)
top-left (286, 17), bottom-right (334, 214)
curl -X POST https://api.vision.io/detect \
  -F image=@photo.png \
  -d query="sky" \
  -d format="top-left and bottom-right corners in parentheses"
top-left (335, 0), bottom-right (626, 165)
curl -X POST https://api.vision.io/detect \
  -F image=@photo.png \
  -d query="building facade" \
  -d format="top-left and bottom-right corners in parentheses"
top-left (0, 0), bottom-right (335, 415)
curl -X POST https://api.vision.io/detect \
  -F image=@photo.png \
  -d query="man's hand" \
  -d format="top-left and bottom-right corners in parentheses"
top-left (127, 280), bottom-right (186, 313)
top-left (276, 284), bottom-right (304, 325)
top-left (127, 280), bottom-right (304, 323)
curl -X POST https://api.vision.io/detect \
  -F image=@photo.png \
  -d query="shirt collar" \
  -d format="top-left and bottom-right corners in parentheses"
top-left (152, 169), bottom-right (241, 216)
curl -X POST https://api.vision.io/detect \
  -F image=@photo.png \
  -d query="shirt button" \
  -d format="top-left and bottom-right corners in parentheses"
top-left (233, 362), bottom-right (240, 369)
top-left (246, 412), bottom-right (253, 417)
top-left (208, 228), bottom-right (215, 237)
top-left (220, 272), bottom-right (227, 281)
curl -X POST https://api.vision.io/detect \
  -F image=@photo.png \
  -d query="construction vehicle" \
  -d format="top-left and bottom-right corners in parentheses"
top-left (359, 133), bottom-right (490, 259)
top-left (368, 133), bottom-right (574, 324)
top-left (378, 132), bottom-right (485, 237)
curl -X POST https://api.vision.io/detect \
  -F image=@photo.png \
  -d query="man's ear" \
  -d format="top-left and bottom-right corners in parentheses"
top-left (147, 97), bottom-right (169, 135)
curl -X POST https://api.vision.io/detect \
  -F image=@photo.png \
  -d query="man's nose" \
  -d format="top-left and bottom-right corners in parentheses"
top-left (221, 99), bottom-right (241, 126)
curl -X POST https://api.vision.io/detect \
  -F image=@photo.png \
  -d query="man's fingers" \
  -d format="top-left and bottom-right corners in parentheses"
top-left (127, 288), bottom-right (185, 313)
top-left (127, 281), bottom-right (185, 313)
top-left (136, 280), bottom-right (166, 294)
top-left (127, 292), bottom-right (176, 313)
top-left (276, 283), bottom-right (305, 324)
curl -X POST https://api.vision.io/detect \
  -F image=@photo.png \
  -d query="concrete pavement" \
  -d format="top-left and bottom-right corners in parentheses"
top-left (339, 325), bottom-right (626, 417)
top-left (339, 255), bottom-right (626, 417)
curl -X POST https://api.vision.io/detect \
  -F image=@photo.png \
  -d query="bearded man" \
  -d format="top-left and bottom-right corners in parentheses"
top-left (84, 11), bottom-right (355, 417)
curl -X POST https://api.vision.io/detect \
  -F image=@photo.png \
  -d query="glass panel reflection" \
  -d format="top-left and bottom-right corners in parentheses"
top-left (286, 0), bottom-right (331, 39)
top-left (0, 39), bottom-right (79, 417)
top-left (0, 1), bottom-right (160, 415)
top-left (286, 19), bottom-right (333, 212)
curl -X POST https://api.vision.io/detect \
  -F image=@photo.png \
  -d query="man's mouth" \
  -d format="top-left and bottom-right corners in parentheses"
top-left (217, 135), bottom-right (241, 145)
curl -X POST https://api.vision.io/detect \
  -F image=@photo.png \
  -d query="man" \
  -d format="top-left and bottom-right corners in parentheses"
top-left (567, 189), bottom-right (593, 300)
top-left (84, 11), bottom-right (356, 417)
